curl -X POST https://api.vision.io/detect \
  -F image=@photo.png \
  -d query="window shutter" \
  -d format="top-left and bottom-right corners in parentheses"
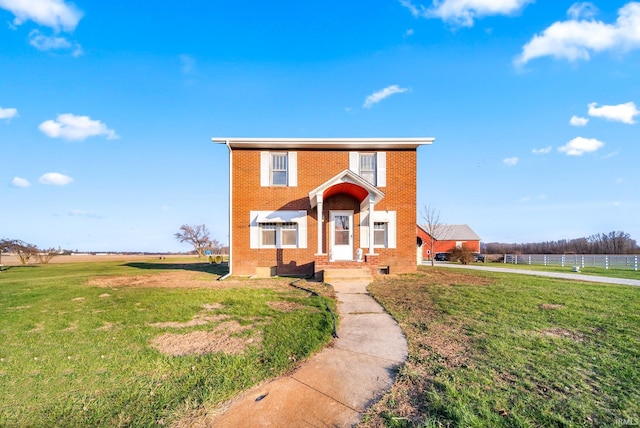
top-left (260, 152), bottom-right (269, 187)
top-left (376, 152), bottom-right (386, 187)
top-left (349, 152), bottom-right (358, 173)
top-left (249, 212), bottom-right (260, 248)
top-left (387, 211), bottom-right (396, 248)
top-left (288, 152), bottom-right (297, 187)
top-left (297, 210), bottom-right (307, 248)
top-left (360, 212), bottom-right (369, 248)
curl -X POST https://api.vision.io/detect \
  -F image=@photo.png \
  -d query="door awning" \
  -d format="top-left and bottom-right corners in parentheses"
top-left (308, 169), bottom-right (385, 208)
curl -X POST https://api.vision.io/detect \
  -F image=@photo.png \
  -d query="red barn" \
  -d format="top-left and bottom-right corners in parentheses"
top-left (417, 224), bottom-right (481, 260)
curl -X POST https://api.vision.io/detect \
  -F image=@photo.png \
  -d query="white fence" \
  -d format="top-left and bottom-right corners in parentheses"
top-left (503, 254), bottom-right (639, 271)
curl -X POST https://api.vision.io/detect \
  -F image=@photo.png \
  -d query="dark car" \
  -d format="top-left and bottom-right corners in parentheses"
top-left (434, 252), bottom-right (449, 261)
top-left (473, 253), bottom-right (485, 262)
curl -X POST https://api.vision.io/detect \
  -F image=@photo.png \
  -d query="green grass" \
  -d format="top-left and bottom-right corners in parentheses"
top-left (0, 260), bottom-right (335, 427)
top-left (445, 260), bottom-right (640, 280)
top-left (363, 267), bottom-right (640, 427)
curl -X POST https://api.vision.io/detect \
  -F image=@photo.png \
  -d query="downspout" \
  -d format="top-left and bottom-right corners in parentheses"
top-left (218, 139), bottom-right (232, 281)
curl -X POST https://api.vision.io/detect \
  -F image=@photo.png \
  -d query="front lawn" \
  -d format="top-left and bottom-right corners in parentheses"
top-left (362, 267), bottom-right (640, 427)
top-left (0, 260), bottom-right (335, 427)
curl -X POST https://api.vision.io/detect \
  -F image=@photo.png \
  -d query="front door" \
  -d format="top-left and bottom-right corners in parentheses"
top-left (330, 210), bottom-right (353, 261)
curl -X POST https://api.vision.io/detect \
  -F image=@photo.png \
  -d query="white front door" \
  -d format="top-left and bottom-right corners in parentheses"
top-left (330, 210), bottom-right (353, 261)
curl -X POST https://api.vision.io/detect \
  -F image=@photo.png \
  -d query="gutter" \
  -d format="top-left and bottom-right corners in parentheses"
top-left (213, 138), bottom-right (233, 281)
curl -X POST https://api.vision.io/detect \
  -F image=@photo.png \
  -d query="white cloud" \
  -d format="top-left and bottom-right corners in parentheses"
top-left (68, 209), bottom-right (101, 218)
top-left (602, 150), bottom-right (620, 159)
top-left (39, 113), bottom-right (119, 141)
top-left (0, 106), bottom-right (18, 121)
top-left (0, 0), bottom-right (82, 32)
top-left (587, 101), bottom-right (639, 124)
top-left (363, 85), bottom-right (408, 108)
top-left (532, 146), bottom-right (552, 154)
top-left (179, 54), bottom-right (196, 75)
top-left (11, 177), bottom-right (31, 188)
top-left (558, 136), bottom-right (604, 156)
top-left (28, 29), bottom-right (82, 56)
top-left (569, 115), bottom-right (589, 126)
top-left (567, 2), bottom-right (599, 20)
top-left (503, 157), bottom-right (519, 166)
top-left (399, 0), bottom-right (533, 27)
top-left (520, 193), bottom-right (546, 202)
top-left (515, 2), bottom-right (640, 66)
top-left (404, 28), bottom-right (415, 37)
top-left (39, 172), bottom-right (73, 186)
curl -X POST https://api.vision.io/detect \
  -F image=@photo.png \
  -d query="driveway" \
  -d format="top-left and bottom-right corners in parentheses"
top-left (428, 262), bottom-right (640, 287)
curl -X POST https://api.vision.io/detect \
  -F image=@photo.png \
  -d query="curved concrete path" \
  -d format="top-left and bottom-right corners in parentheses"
top-left (211, 280), bottom-right (408, 427)
top-left (433, 262), bottom-right (640, 287)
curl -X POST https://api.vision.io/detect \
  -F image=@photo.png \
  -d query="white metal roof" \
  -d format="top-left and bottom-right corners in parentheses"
top-left (422, 224), bottom-right (481, 241)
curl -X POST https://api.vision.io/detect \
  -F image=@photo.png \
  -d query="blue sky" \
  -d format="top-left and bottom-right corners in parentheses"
top-left (1, 0), bottom-right (639, 252)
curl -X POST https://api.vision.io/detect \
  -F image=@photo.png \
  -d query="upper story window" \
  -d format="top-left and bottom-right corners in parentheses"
top-left (359, 153), bottom-right (376, 185)
top-left (349, 152), bottom-right (386, 187)
top-left (271, 153), bottom-right (288, 186)
top-left (260, 152), bottom-right (297, 187)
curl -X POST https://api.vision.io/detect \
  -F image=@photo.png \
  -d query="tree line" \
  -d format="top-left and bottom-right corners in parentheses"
top-left (484, 231), bottom-right (640, 255)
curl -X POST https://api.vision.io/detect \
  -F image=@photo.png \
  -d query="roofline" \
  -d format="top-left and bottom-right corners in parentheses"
top-left (211, 137), bottom-right (434, 150)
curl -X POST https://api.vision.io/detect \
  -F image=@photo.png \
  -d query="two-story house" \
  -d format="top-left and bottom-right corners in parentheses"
top-left (213, 138), bottom-right (434, 279)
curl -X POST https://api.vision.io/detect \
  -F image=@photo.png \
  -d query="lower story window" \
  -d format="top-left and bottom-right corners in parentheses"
top-left (261, 223), bottom-right (277, 246)
top-left (281, 222), bottom-right (297, 246)
top-left (373, 222), bottom-right (387, 246)
top-left (251, 210), bottom-right (307, 249)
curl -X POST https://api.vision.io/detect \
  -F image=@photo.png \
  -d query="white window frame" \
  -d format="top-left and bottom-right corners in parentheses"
top-left (260, 152), bottom-right (297, 187)
top-left (260, 223), bottom-right (277, 247)
top-left (360, 211), bottom-right (396, 249)
top-left (280, 222), bottom-right (298, 247)
top-left (373, 222), bottom-right (387, 247)
top-left (250, 210), bottom-right (307, 249)
top-left (349, 152), bottom-right (386, 187)
top-left (270, 153), bottom-right (288, 186)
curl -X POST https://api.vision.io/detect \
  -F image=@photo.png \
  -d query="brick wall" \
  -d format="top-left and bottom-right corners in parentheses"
top-left (231, 149), bottom-right (418, 276)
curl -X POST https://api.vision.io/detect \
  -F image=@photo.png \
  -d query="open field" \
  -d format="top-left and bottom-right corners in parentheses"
top-left (362, 267), bottom-right (640, 427)
top-left (0, 258), bottom-right (334, 427)
top-left (0, 253), bottom-right (206, 266)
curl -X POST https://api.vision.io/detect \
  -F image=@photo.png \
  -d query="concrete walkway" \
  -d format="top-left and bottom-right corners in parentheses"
top-left (433, 262), bottom-right (640, 287)
top-left (211, 280), bottom-right (408, 427)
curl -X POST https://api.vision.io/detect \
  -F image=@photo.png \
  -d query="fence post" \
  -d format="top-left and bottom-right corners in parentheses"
top-left (581, 255), bottom-right (585, 269)
top-left (515, 254), bottom-right (518, 265)
top-left (635, 255), bottom-right (638, 272)
top-left (561, 255), bottom-right (565, 267)
top-left (528, 255), bottom-right (531, 265)
top-left (543, 255), bottom-right (547, 266)
top-left (605, 255), bottom-right (609, 270)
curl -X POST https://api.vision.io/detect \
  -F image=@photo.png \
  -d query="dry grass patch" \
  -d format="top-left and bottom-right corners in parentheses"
top-left (539, 303), bottom-right (565, 310)
top-left (149, 321), bottom-right (261, 357)
top-left (149, 314), bottom-right (229, 329)
top-left (266, 301), bottom-right (307, 312)
top-left (541, 327), bottom-right (585, 342)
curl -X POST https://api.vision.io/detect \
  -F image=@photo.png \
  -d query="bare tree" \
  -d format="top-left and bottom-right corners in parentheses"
top-left (174, 224), bottom-right (212, 258)
top-left (420, 205), bottom-right (450, 266)
top-left (34, 248), bottom-right (60, 264)
top-left (0, 239), bottom-right (38, 265)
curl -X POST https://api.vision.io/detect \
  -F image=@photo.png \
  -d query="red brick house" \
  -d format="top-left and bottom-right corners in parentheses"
top-left (417, 224), bottom-right (481, 260)
top-left (213, 138), bottom-right (434, 278)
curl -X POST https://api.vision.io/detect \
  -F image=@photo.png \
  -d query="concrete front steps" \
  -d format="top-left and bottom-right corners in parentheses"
top-left (322, 267), bottom-right (373, 283)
